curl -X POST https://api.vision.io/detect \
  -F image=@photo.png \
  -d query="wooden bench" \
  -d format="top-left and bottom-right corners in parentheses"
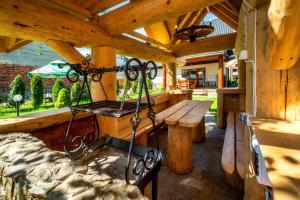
top-left (155, 100), bottom-right (213, 174)
top-left (221, 111), bottom-right (245, 190)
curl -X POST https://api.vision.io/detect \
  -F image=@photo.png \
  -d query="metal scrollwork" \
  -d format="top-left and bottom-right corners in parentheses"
top-left (60, 58), bottom-right (163, 194)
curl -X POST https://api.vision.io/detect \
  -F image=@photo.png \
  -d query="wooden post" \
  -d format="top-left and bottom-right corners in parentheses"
top-left (91, 46), bottom-right (116, 101)
top-left (238, 60), bottom-right (246, 89)
top-left (168, 124), bottom-right (192, 174)
top-left (167, 63), bottom-right (177, 90)
top-left (218, 55), bottom-right (224, 88)
top-left (162, 64), bottom-right (167, 89)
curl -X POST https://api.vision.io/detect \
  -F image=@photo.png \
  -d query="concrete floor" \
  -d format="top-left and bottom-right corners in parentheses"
top-left (150, 113), bottom-right (243, 200)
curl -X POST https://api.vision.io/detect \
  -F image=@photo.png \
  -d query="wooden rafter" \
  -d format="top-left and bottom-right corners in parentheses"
top-left (126, 31), bottom-right (170, 50)
top-left (40, 0), bottom-right (92, 19)
top-left (88, 0), bottom-right (125, 15)
top-left (0, 0), bottom-right (181, 64)
top-left (210, 6), bottom-right (238, 30)
top-left (144, 22), bottom-right (171, 45)
top-left (171, 33), bottom-right (237, 57)
top-left (223, 1), bottom-right (239, 15)
top-left (165, 18), bottom-right (178, 39)
top-left (94, 0), bottom-right (225, 35)
top-left (0, 36), bottom-right (31, 53)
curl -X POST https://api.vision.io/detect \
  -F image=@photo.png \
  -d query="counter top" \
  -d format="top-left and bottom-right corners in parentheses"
top-left (251, 118), bottom-right (300, 200)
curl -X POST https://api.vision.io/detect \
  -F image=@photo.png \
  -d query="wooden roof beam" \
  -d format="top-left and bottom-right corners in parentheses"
top-left (40, 0), bottom-right (93, 19)
top-left (0, 36), bottom-right (31, 52)
top-left (210, 6), bottom-right (238, 30)
top-left (94, 0), bottom-right (225, 35)
top-left (0, 0), bottom-right (180, 64)
top-left (89, 0), bottom-right (125, 15)
top-left (144, 22), bottom-right (171, 45)
top-left (172, 33), bottom-right (237, 57)
top-left (126, 31), bottom-right (170, 50)
top-left (223, 0), bottom-right (239, 15)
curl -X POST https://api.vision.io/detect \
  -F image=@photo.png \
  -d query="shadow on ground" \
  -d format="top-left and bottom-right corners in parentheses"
top-left (149, 113), bottom-right (243, 200)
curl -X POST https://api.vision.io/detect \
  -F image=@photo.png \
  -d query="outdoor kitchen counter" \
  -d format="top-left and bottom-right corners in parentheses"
top-left (251, 118), bottom-right (300, 200)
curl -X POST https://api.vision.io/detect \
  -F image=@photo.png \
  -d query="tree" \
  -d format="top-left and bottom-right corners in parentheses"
top-left (8, 75), bottom-right (26, 106)
top-left (55, 88), bottom-right (71, 108)
top-left (30, 75), bottom-right (44, 108)
top-left (71, 82), bottom-right (81, 103)
top-left (52, 79), bottom-right (65, 102)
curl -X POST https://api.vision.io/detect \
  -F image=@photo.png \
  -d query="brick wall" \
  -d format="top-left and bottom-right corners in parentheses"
top-left (0, 63), bottom-right (71, 94)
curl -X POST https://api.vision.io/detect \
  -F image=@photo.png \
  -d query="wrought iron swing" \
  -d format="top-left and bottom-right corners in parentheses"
top-left (59, 58), bottom-right (164, 199)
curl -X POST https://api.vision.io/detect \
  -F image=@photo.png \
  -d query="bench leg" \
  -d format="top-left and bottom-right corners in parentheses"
top-left (168, 124), bottom-right (192, 174)
top-left (192, 119), bottom-right (206, 143)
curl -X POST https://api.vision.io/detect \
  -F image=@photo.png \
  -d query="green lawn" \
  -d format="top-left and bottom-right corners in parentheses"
top-left (192, 96), bottom-right (217, 113)
top-left (0, 103), bottom-right (56, 119)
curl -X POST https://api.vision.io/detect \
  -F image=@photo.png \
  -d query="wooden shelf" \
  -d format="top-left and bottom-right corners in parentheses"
top-left (251, 118), bottom-right (300, 200)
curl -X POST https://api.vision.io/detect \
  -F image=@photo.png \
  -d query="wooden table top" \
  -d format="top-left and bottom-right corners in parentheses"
top-left (155, 100), bottom-right (213, 127)
top-left (251, 118), bottom-right (300, 200)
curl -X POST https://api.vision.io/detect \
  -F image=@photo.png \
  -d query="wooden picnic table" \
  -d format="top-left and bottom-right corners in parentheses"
top-left (155, 100), bottom-right (213, 174)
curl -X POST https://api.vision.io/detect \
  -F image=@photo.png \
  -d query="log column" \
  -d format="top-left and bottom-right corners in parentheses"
top-left (218, 55), bottom-right (224, 88)
top-left (162, 64), bottom-right (167, 89)
top-left (91, 46), bottom-right (117, 101)
top-left (166, 63), bottom-right (177, 90)
top-left (238, 60), bottom-right (246, 89)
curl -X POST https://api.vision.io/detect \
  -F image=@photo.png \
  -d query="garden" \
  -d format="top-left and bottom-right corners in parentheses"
top-left (0, 74), bottom-right (164, 119)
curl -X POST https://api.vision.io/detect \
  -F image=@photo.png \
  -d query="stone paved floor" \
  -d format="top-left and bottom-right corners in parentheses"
top-left (150, 113), bottom-right (244, 200)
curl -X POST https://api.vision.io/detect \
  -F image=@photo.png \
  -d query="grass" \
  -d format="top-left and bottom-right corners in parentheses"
top-left (0, 99), bottom-right (90, 119)
top-left (0, 103), bottom-right (56, 119)
top-left (192, 96), bottom-right (217, 114)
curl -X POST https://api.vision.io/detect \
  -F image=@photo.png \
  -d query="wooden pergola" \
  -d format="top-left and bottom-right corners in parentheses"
top-left (0, 0), bottom-right (300, 199)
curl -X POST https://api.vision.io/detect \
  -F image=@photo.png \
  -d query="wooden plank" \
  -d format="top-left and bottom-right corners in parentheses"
top-left (251, 118), bottom-right (300, 200)
top-left (0, 108), bottom-right (91, 134)
top-left (168, 124), bottom-right (192, 174)
top-left (236, 116), bottom-right (245, 179)
top-left (221, 111), bottom-right (235, 174)
top-left (155, 100), bottom-right (188, 124)
top-left (165, 101), bottom-right (199, 125)
top-left (179, 101), bottom-right (213, 128)
top-left (210, 6), bottom-right (238, 30)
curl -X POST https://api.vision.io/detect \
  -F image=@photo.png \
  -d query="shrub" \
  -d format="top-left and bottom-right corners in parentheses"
top-left (52, 79), bottom-right (65, 102)
top-left (123, 79), bottom-right (131, 91)
top-left (116, 80), bottom-right (121, 94)
top-left (146, 78), bottom-right (153, 91)
top-left (30, 75), bottom-right (44, 108)
top-left (132, 80), bottom-right (139, 93)
top-left (8, 75), bottom-right (26, 106)
top-left (71, 82), bottom-right (81, 103)
top-left (55, 88), bottom-right (71, 108)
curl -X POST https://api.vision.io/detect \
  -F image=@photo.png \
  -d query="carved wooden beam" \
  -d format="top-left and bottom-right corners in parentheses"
top-left (267, 0), bottom-right (300, 69)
